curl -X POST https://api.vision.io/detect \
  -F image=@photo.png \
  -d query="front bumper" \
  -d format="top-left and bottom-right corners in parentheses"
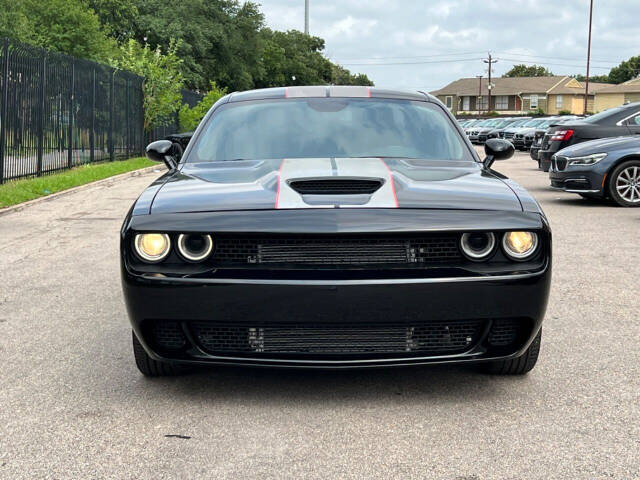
top-left (122, 265), bottom-right (551, 368)
top-left (549, 167), bottom-right (604, 195)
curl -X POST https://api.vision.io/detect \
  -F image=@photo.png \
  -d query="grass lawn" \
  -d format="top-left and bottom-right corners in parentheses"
top-left (0, 157), bottom-right (155, 208)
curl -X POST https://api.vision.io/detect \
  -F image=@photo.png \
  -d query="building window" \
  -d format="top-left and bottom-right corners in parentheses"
top-left (445, 96), bottom-right (453, 109)
top-left (556, 95), bottom-right (563, 109)
top-left (462, 96), bottom-right (470, 111)
top-left (495, 96), bottom-right (508, 110)
top-left (530, 94), bottom-right (539, 109)
top-left (477, 96), bottom-right (488, 110)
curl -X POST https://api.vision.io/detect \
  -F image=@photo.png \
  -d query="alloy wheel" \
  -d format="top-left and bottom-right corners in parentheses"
top-left (616, 166), bottom-right (640, 203)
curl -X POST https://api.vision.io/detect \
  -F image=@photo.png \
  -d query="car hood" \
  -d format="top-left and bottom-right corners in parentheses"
top-left (148, 157), bottom-right (523, 214)
top-left (557, 135), bottom-right (640, 156)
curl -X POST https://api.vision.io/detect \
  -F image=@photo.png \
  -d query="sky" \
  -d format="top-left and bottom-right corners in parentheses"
top-left (258, 0), bottom-right (639, 92)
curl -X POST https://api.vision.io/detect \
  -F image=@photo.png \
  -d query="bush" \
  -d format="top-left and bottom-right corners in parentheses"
top-left (178, 82), bottom-right (228, 132)
top-left (527, 107), bottom-right (546, 116)
top-left (558, 109), bottom-right (572, 115)
top-left (485, 110), bottom-right (500, 117)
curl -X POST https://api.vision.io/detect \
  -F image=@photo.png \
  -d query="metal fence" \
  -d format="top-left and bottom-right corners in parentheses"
top-left (0, 38), bottom-right (202, 184)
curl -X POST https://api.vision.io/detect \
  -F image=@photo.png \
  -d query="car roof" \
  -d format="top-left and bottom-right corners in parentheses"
top-left (228, 86), bottom-right (430, 103)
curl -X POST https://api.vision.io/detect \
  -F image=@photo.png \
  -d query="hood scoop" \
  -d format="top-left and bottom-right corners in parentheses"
top-left (288, 178), bottom-right (384, 195)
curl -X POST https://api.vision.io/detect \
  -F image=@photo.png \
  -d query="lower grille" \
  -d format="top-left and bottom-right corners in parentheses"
top-left (213, 235), bottom-right (461, 268)
top-left (487, 319), bottom-right (521, 346)
top-left (190, 320), bottom-right (484, 356)
top-left (152, 321), bottom-right (186, 350)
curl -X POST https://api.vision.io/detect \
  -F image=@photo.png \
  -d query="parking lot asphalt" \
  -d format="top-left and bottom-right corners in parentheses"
top-left (0, 153), bottom-right (638, 480)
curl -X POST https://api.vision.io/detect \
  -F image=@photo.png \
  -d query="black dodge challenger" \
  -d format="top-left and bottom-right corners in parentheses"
top-left (121, 86), bottom-right (551, 376)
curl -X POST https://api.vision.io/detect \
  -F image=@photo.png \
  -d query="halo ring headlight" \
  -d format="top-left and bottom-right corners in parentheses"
top-left (502, 231), bottom-right (539, 260)
top-left (177, 234), bottom-right (213, 262)
top-left (134, 233), bottom-right (171, 263)
top-left (460, 232), bottom-right (496, 261)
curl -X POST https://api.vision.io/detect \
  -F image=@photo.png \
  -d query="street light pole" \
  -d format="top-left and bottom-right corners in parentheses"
top-left (476, 75), bottom-right (483, 113)
top-left (584, 0), bottom-right (594, 115)
top-left (305, 0), bottom-right (309, 35)
top-left (483, 54), bottom-right (498, 112)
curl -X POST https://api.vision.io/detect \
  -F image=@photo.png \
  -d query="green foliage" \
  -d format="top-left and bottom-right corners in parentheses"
top-left (178, 82), bottom-right (228, 132)
top-left (503, 64), bottom-right (554, 77)
top-left (88, 0), bottom-right (139, 41)
top-left (608, 56), bottom-right (640, 84)
top-left (572, 74), bottom-right (614, 84)
top-left (527, 108), bottom-right (546, 116)
top-left (485, 111), bottom-right (500, 117)
top-left (111, 39), bottom-right (184, 132)
top-left (0, 0), bottom-right (117, 62)
top-left (558, 109), bottom-right (572, 115)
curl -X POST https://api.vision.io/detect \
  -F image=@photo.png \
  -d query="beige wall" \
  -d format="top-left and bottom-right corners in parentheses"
top-left (548, 94), bottom-right (595, 114)
top-left (594, 93), bottom-right (625, 112)
top-left (625, 93), bottom-right (640, 103)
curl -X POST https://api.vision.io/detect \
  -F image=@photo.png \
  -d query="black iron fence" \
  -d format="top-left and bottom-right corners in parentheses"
top-left (0, 38), bottom-right (202, 184)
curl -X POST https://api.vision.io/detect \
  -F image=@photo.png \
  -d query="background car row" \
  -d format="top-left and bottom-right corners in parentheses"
top-left (457, 101), bottom-right (640, 207)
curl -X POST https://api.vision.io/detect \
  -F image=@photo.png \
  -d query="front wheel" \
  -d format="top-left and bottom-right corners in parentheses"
top-left (132, 331), bottom-right (186, 377)
top-left (608, 160), bottom-right (640, 207)
top-left (481, 329), bottom-right (542, 374)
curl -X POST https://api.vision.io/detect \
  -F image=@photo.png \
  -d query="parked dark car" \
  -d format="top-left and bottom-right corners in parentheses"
top-left (480, 118), bottom-right (519, 143)
top-left (530, 117), bottom-right (581, 162)
top-left (514, 117), bottom-right (559, 151)
top-left (121, 86), bottom-right (551, 377)
top-left (549, 135), bottom-right (640, 206)
top-left (538, 103), bottom-right (640, 171)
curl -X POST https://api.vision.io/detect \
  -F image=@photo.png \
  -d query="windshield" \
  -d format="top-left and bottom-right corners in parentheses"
top-left (582, 107), bottom-right (623, 124)
top-left (522, 119), bottom-right (545, 127)
top-left (191, 98), bottom-right (471, 162)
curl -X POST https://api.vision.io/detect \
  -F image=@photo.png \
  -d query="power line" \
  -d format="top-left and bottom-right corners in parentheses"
top-left (335, 51), bottom-right (486, 61)
top-left (495, 57), bottom-right (611, 70)
top-left (340, 57), bottom-right (484, 66)
top-left (494, 51), bottom-right (618, 65)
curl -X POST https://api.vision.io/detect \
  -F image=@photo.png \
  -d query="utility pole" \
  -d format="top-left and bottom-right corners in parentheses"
top-left (483, 53), bottom-right (498, 112)
top-left (476, 75), bottom-right (483, 113)
top-left (584, 0), bottom-right (594, 115)
top-left (304, 0), bottom-right (309, 35)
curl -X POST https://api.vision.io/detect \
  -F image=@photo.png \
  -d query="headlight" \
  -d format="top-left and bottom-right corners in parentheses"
top-left (568, 153), bottom-right (607, 166)
top-left (134, 233), bottom-right (171, 263)
top-left (460, 232), bottom-right (496, 260)
top-left (502, 231), bottom-right (538, 260)
top-left (177, 234), bottom-right (213, 262)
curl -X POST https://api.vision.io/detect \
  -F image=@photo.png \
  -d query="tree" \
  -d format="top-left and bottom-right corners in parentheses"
top-left (503, 64), bottom-right (554, 77)
top-left (0, 0), bottom-right (117, 62)
top-left (331, 64), bottom-right (374, 86)
top-left (178, 82), bottom-right (228, 131)
top-left (608, 55), bottom-right (640, 84)
top-left (88, 0), bottom-right (139, 41)
top-left (572, 74), bottom-right (613, 84)
top-left (111, 39), bottom-right (184, 132)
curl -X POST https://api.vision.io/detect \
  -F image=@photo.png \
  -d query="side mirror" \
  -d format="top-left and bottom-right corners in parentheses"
top-left (483, 138), bottom-right (514, 169)
top-left (146, 140), bottom-right (177, 170)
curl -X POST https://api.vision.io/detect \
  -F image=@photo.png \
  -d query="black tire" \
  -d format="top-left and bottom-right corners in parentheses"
top-left (481, 329), bottom-right (542, 375)
top-left (132, 331), bottom-right (185, 377)
top-left (608, 160), bottom-right (640, 207)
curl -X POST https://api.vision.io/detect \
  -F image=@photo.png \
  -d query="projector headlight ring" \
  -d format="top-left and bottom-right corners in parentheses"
top-left (134, 233), bottom-right (171, 263)
top-left (460, 232), bottom-right (496, 261)
top-left (177, 234), bottom-right (213, 262)
top-left (502, 231), bottom-right (539, 261)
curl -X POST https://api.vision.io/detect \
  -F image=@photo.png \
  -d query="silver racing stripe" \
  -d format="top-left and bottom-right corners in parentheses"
top-left (275, 157), bottom-right (398, 209)
top-left (276, 158), bottom-right (334, 208)
top-left (335, 157), bottom-right (398, 208)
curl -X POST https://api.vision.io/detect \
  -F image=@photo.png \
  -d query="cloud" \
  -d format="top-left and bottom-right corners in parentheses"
top-left (258, 0), bottom-right (638, 91)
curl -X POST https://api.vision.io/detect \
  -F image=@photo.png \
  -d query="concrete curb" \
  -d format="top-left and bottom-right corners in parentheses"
top-left (0, 166), bottom-right (162, 217)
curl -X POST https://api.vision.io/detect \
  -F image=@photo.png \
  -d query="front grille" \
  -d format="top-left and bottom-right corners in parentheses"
top-left (504, 132), bottom-right (514, 139)
top-left (289, 179), bottom-right (383, 195)
top-left (515, 134), bottom-right (523, 139)
top-left (190, 320), bottom-right (484, 356)
top-left (151, 321), bottom-right (186, 350)
top-left (213, 234), bottom-right (461, 268)
top-left (487, 319), bottom-right (521, 346)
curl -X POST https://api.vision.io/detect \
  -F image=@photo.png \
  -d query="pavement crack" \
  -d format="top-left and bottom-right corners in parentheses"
top-left (164, 434), bottom-right (191, 439)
